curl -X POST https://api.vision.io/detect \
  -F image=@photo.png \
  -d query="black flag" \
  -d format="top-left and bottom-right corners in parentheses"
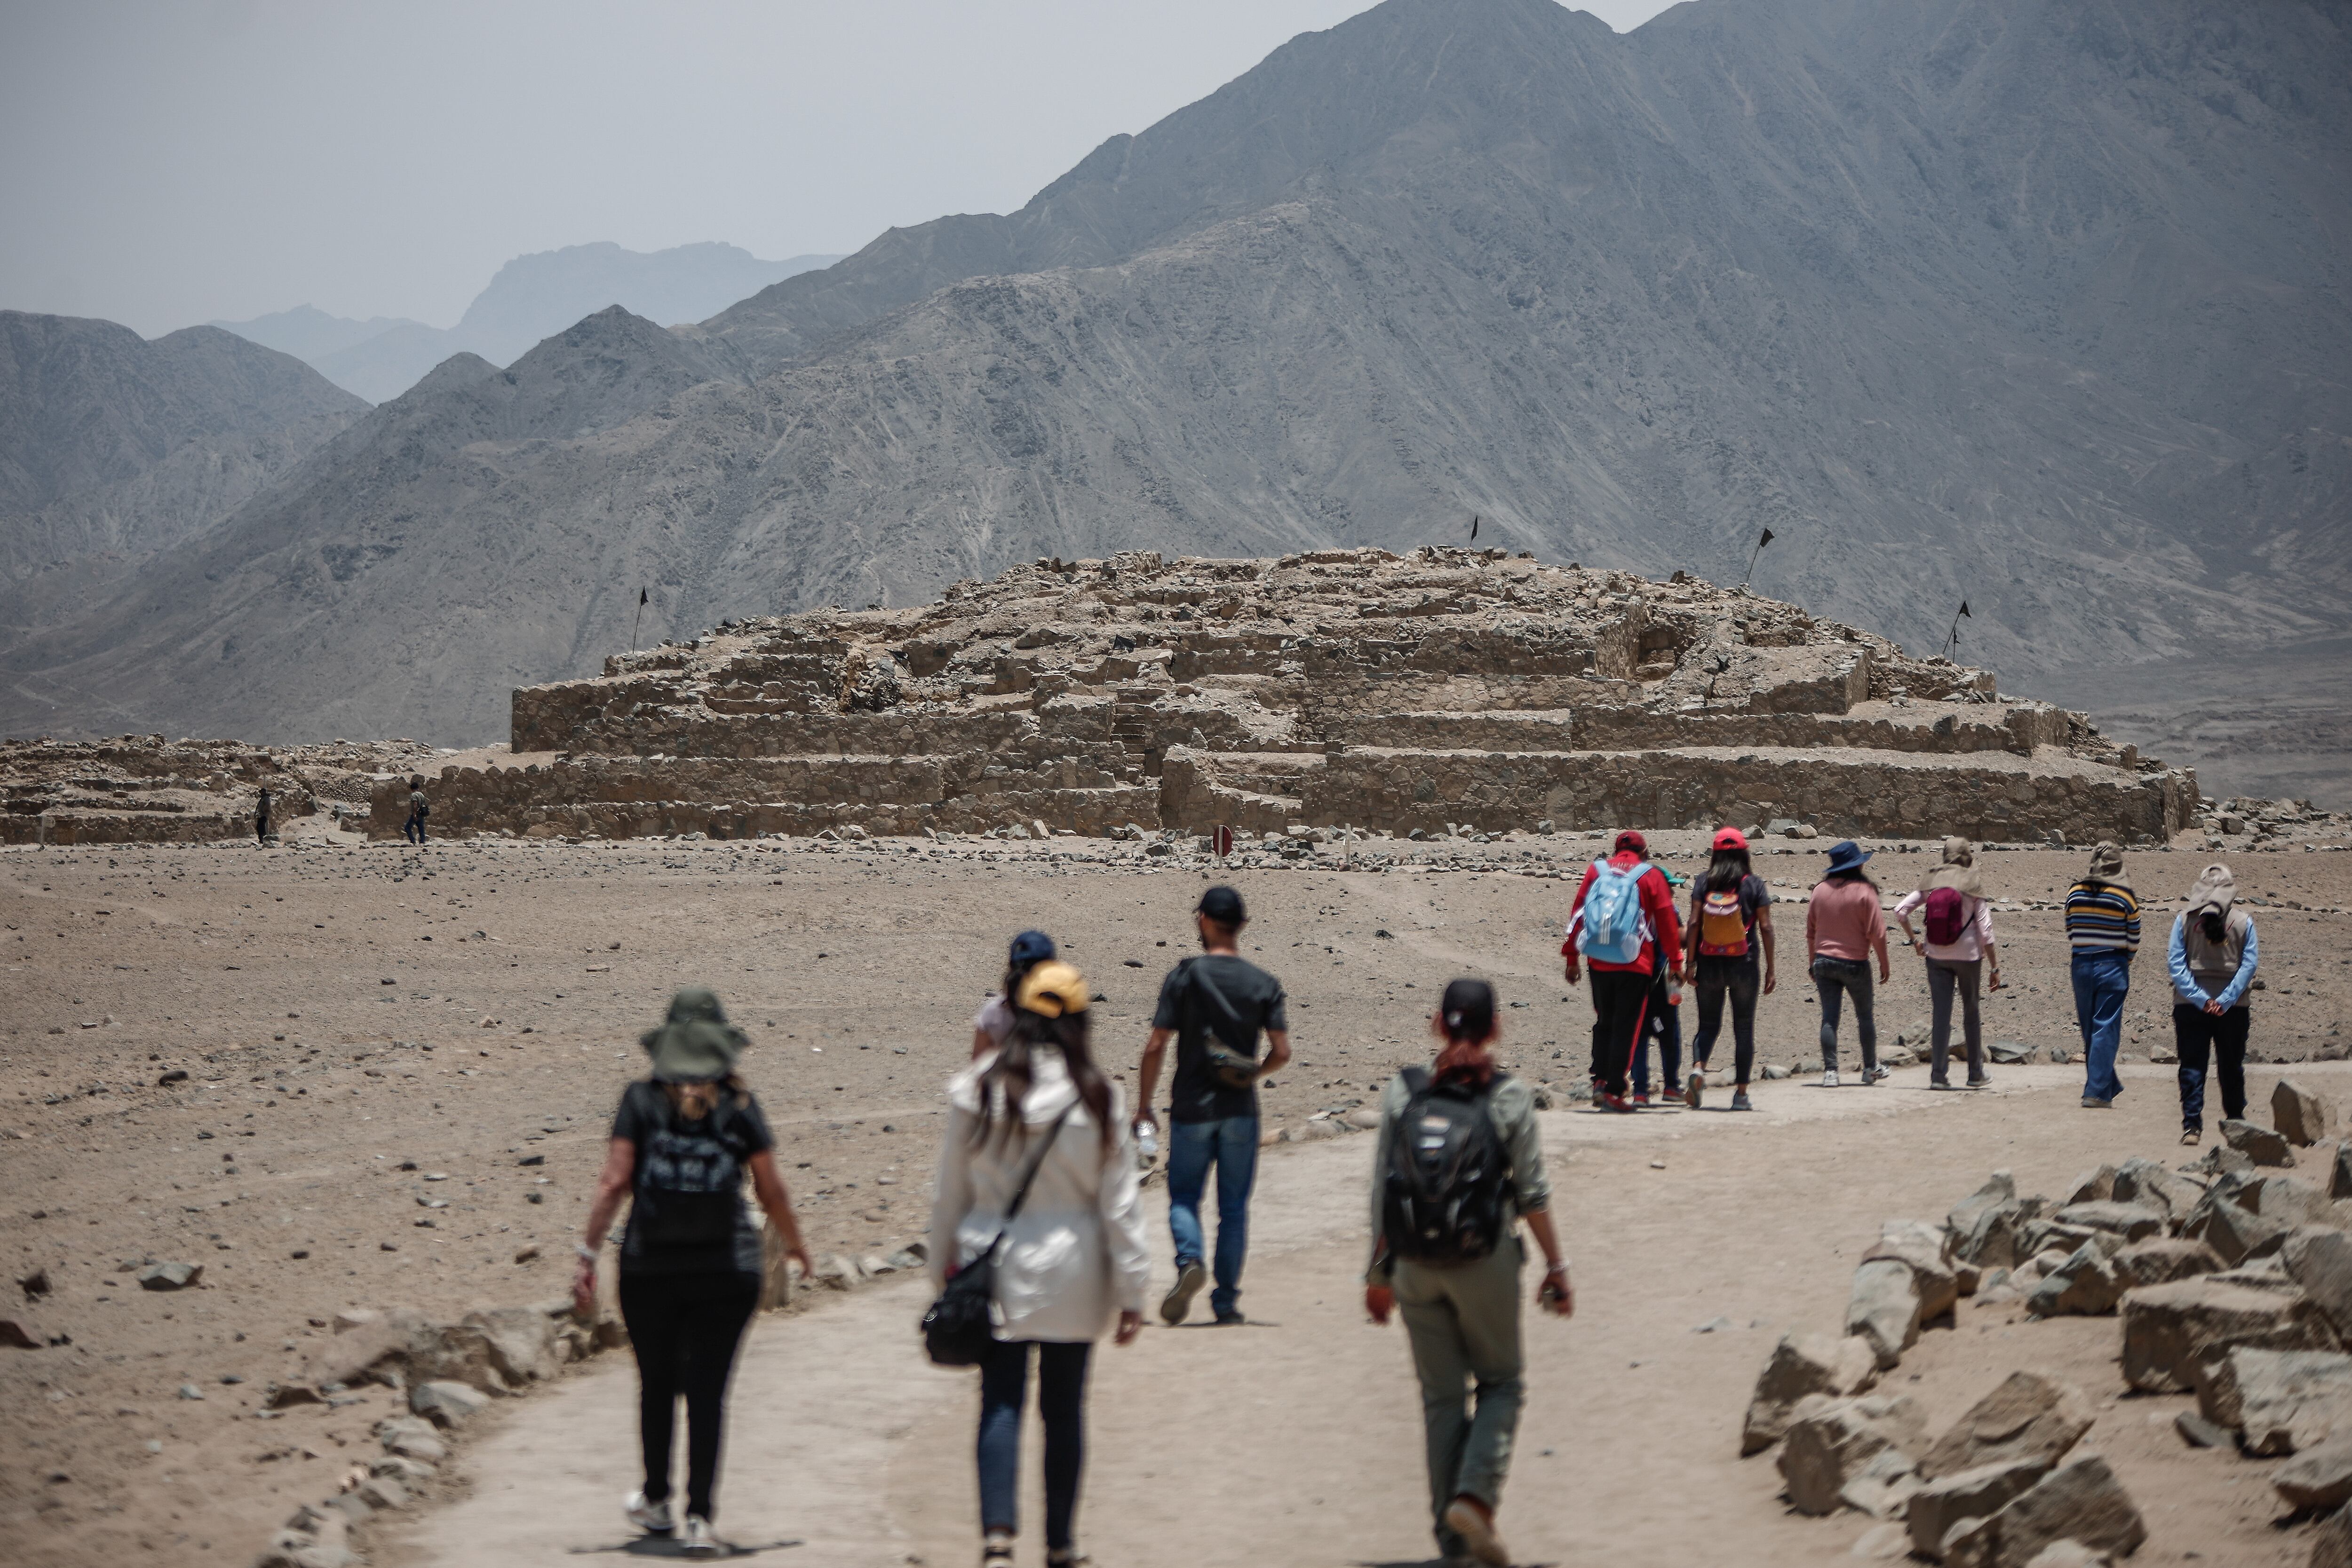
top-left (1470, 515), bottom-right (1479, 540)
top-left (631, 586), bottom-right (649, 653)
top-left (1758, 528), bottom-right (1775, 549)
top-left (1957, 600), bottom-right (1971, 618)
top-left (1740, 528), bottom-right (1776, 589)
top-left (639, 587), bottom-right (649, 607)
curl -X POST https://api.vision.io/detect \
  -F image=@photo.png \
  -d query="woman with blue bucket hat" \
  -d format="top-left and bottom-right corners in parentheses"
top-left (1804, 840), bottom-right (1891, 1087)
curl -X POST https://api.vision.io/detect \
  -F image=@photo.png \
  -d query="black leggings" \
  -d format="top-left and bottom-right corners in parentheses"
top-left (1692, 958), bottom-right (1759, 1085)
top-left (979, 1339), bottom-right (1092, 1549)
top-left (618, 1271), bottom-right (760, 1521)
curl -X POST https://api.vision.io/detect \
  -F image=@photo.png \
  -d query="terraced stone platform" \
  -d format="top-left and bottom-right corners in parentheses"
top-left (372, 549), bottom-right (2198, 844)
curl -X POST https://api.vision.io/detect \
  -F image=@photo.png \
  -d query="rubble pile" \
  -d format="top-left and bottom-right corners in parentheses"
top-left (378, 549), bottom-right (2200, 844)
top-left (1, 736), bottom-right (440, 846)
top-left (1745, 1077), bottom-right (2352, 1562)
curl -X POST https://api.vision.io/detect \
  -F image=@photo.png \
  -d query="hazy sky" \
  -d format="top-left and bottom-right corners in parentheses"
top-left (0, 0), bottom-right (1675, 335)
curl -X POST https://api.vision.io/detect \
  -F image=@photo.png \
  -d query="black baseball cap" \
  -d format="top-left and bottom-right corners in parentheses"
top-left (1197, 885), bottom-right (1247, 926)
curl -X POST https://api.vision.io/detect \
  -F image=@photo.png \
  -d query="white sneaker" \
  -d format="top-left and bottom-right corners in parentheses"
top-left (623, 1491), bottom-right (673, 1535)
top-left (679, 1513), bottom-right (720, 1557)
top-left (1820, 1068), bottom-right (1840, 1088)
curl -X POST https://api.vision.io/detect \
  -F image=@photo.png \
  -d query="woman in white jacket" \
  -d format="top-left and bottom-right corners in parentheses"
top-left (929, 959), bottom-right (1148, 1568)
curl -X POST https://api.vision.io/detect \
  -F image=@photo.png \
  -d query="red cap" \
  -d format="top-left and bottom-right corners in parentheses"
top-left (1613, 829), bottom-right (1648, 855)
top-left (1712, 826), bottom-right (1749, 852)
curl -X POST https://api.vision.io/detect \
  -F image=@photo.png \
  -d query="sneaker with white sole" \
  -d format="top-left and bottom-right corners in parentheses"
top-left (1730, 1089), bottom-right (1755, 1112)
top-left (1443, 1496), bottom-right (1511, 1567)
top-left (1684, 1069), bottom-right (1703, 1110)
top-left (1820, 1067), bottom-right (1840, 1088)
top-left (623, 1491), bottom-right (673, 1536)
top-left (679, 1514), bottom-right (720, 1557)
top-left (1160, 1259), bottom-right (1207, 1325)
top-left (1867, 1065), bottom-right (1891, 1084)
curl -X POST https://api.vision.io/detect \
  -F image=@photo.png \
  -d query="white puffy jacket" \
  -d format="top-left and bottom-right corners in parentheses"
top-left (927, 1046), bottom-right (1149, 1343)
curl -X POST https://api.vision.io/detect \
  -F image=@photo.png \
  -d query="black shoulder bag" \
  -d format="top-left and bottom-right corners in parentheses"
top-left (922, 1103), bottom-right (1076, 1366)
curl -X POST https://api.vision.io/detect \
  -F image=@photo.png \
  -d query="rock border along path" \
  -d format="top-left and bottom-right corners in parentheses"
top-left (382, 1060), bottom-right (2312, 1568)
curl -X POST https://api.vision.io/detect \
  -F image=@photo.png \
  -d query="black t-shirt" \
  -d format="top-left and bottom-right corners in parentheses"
top-left (1153, 954), bottom-right (1287, 1124)
top-left (1690, 874), bottom-right (1772, 969)
top-left (611, 1080), bottom-right (774, 1276)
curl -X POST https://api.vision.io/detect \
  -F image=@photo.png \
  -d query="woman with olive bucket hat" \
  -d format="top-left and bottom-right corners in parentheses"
top-left (929, 960), bottom-right (1149, 1568)
top-left (576, 990), bottom-right (811, 1557)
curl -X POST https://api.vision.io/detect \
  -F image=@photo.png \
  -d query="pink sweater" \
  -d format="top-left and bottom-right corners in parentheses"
top-left (1807, 879), bottom-right (1890, 965)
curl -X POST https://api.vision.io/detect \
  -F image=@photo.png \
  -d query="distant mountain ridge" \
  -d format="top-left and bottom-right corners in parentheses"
top-left (214, 241), bottom-right (842, 403)
top-left (5, 0), bottom-right (2346, 776)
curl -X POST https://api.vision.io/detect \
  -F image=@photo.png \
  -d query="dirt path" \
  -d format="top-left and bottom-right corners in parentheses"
top-left (389, 1060), bottom-right (2328, 1568)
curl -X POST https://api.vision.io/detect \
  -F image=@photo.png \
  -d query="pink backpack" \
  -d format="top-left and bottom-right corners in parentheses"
top-left (1924, 887), bottom-right (1968, 947)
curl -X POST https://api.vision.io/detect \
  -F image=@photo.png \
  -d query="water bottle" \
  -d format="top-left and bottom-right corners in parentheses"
top-left (1135, 1120), bottom-right (1159, 1163)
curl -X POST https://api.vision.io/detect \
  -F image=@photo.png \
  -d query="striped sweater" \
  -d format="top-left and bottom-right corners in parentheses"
top-left (2064, 879), bottom-right (2141, 952)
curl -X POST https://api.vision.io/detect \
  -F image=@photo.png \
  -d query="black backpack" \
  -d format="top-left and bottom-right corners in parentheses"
top-left (632, 1095), bottom-right (750, 1251)
top-left (1382, 1067), bottom-right (1514, 1266)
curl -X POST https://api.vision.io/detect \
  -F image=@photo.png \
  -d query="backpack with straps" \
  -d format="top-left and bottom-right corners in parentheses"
top-left (631, 1095), bottom-right (750, 1252)
top-left (1923, 887), bottom-right (1968, 947)
top-left (1576, 858), bottom-right (1653, 965)
top-left (1382, 1068), bottom-right (1514, 1267)
top-left (1697, 884), bottom-right (1750, 958)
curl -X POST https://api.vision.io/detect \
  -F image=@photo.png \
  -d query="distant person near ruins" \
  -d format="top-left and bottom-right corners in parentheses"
top-left (1135, 885), bottom-right (1289, 1325)
top-left (402, 776), bottom-right (429, 843)
top-left (254, 786), bottom-right (271, 846)
top-left (1683, 827), bottom-right (1776, 1111)
top-left (2065, 840), bottom-right (2141, 1109)
top-left (1806, 841), bottom-right (1891, 1088)
top-left (577, 989), bottom-right (810, 1558)
top-left (2167, 863), bottom-right (2259, 1147)
top-left (972, 929), bottom-right (1057, 1057)
top-left (1365, 977), bottom-right (1571, 1568)
top-left (928, 960), bottom-right (1147, 1568)
top-left (1891, 837), bottom-right (2001, 1090)
top-left (1565, 830), bottom-right (1683, 1113)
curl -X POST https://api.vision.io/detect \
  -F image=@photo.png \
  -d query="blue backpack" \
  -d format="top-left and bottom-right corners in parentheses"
top-left (1577, 859), bottom-right (1653, 965)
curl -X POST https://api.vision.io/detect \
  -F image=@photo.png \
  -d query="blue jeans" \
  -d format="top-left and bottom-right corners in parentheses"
top-left (1165, 1116), bottom-right (1258, 1318)
top-left (2072, 949), bottom-right (2132, 1101)
top-left (1812, 957), bottom-right (1877, 1071)
top-left (977, 1339), bottom-right (1089, 1549)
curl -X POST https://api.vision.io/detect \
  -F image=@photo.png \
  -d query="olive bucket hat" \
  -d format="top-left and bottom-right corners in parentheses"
top-left (640, 988), bottom-right (749, 1082)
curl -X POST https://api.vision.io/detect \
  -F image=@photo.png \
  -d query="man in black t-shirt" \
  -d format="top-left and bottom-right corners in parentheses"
top-left (1136, 885), bottom-right (1290, 1325)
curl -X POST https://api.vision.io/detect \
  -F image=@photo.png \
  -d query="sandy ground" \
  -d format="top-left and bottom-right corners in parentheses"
top-left (5, 825), bottom-right (2352, 1567)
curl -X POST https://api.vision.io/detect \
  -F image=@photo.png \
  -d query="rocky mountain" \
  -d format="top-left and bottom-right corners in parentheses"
top-left (4, 0), bottom-right (2345, 784)
top-left (214, 242), bottom-right (842, 403)
top-left (0, 311), bottom-right (366, 643)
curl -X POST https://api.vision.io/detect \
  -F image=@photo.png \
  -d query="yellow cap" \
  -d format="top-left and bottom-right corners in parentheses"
top-left (1015, 959), bottom-right (1091, 1018)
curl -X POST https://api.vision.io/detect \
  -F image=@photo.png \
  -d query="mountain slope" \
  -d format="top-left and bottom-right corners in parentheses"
top-left (4, 0), bottom-right (2345, 752)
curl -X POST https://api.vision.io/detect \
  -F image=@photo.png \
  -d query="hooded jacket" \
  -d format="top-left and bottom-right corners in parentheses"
top-left (2168, 864), bottom-right (2258, 1009)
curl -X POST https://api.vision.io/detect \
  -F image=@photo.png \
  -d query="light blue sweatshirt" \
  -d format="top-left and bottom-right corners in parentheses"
top-left (2168, 912), bottom-right (2258, 1010)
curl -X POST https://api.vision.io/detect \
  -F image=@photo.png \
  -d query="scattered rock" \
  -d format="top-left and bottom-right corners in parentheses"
top-left (1743, 1332), bottom-right (1882, 1455)
top-left (511, 1244), bottom-right (540, 1264)
top-left (1987, 1041), bottom-right (2034, 1065)
top-left (1847, 1259), bottom-right (1926, 1370)
top-left (1841, 1447), bottom-right (1925, 1520)
top-left (2202, 1347), bottom-right (2352, 1456)
top-left (265, 1383), bottom-right (324, 1410)
top-left (2311, 1505), bottom-right (2352, 1568)
top-left (1906, 1458), bottom-right (2053, 1560)
top-left (1955, 1196), bottom-right (2047, 1271)
top-left (409, 1379), bottom-right (490, 1429)
top-left (2062, 1165), bottom-right (2117, 1205)
top-left (2277, 1080), bottom-right (2336, 1147)
top-left (1919, 1372), bottom-right (2095, 1480)
top-left (0, 1318), bottom-right (38, 1349)
top-left (1939, 1454), bottom-right (2145, 1568)
top-left (17, 1267), bottom-right (50, 1300)
top-left (2334, 1145), bottom-right (2352, 1202)
top-left (2251, 1176), bottom-right (2337, 1227)
top-left (2026, 1241), bottom-right (2128, 1318)
top-left (2290, 1228), bottom-right (2352, 1339)
top-left (2115, 1236), bottom-right (2224, 1288)
top-left (2224, 1119), bottom-right (2297, 1168)
top-left (462, 1306), bottom-right (557, 1387)
top-left (2173, 1411), bottom-right (2230, 1448)
top-left (2275, 1437), bottom-right (2352, 1512)
top-left (1778, 1393), bottom-right (1930, 1516)
top-left (2050, 1202), bottom-right (2167, 1243)
top-left (2188, 1193), bottom-right (2292, 1267)
top-left (2120, 1275), bottom-right (2342, 1393)
top-left (2017, 1545), bottom-right (2111, 1568)
top-left (136, 1260), bottom-right (202, 1291)
top-left (1948, 1172), bottom-right (2018, 1239)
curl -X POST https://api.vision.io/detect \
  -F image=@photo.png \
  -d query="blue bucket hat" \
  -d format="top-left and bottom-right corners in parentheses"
top-left (1824, 839), bottom-right (1873, 875)
top-left (1008, 929), bottom-right (1057, 969)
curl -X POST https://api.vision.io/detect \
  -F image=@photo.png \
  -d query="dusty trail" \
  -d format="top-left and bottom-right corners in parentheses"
top-left (389, 1061), bottom-right (2320, 1568)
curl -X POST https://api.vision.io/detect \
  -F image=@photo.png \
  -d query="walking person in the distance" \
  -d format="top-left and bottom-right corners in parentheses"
top-left (1564, 830), bottom-right (1684, 1113)
top-left (2169, 863), bottom-right (2259, 1147)
top-left (2066, 841), bottom-right (2142, 1109)
top-left (1683, 826), bottom-right (1775, 1111)
top-left (1366, 978), bottom-right (1572, 1568)
top-left (1891, 837), bottom-right (2002, 1090)
top-left (1807, 840), bottom-right (1891, 1087)
top-left (1135, 885), bottom-right (1289, 1324)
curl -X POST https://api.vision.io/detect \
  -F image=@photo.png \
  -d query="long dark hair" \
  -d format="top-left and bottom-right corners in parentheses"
top-left (1707, 847), bottom-right (1751, 892)
top-left (974, 1008), bottom-right (1116, 1154)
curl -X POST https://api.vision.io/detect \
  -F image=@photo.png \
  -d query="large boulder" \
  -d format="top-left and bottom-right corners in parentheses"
top-left (2288, 1228), bottom-right (2352, 1339)
top-left (1939, 1455), bottom-right (2146, 1568)
top-left (2253, 1177), bottom-right (2338, 1228)
top-left (1867, 1221), bottom-right (1962, 1323)
top-left (2225, 1119), bottom-right (2299, 1168)
top-left (2116, 1237), bottom-right (2226, 1289)
top-left (1920, 1372), bottom-right (2096, 1481)
top-left (1949, 1172), bottom-right (2019, 1240)
top-left (2189, 1195), bottom-right (2294, 1268)
top-left (1848, 1259), bottom-right (1926, 1370)
top-left (2051, 1202), bottom-right (2169, 1243)
top-left (1741, 1332), bottom-right (1881, 1456)
top-left (461, 1306), bottom-right (558, 1387)
top-left (1906, 1459), bottom-right (2054, 1561)
top-left (2062, 1165), bottom-right (2118, 1205)
top-left (2276, 1437), bottom-right (2352, 1513)
top-left (1957, 1198), bottom-right (2046, 1270)
top-left (2112, 1157), bottom-right (2204, 1226)
top-left (2026, 1242), bottom-right (2129, 1318)
top-left (2200, 1347), bottom-right (2352, 1456)
top-left (1778, 1393), bottom-right (1930, 1516)
top-left (2278, 1080), bottom-right (2337, 1148)
top-left (2121, 1276), bottom-right (2343, 1393)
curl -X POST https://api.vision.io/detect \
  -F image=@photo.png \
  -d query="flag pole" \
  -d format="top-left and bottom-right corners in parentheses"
top-left (1942, 599), bottom-right (1971, 661)
top-left (1739, 528), bottom-right (1775, 590)
top-left (631, 587), bottom-right (647, 654)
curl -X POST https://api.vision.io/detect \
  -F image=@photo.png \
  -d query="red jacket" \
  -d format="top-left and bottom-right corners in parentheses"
top-left (1564, 852), bottom-right (1685, 977)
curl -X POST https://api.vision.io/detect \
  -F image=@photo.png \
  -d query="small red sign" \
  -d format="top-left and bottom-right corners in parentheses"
top-left (1212, 825), bottom-right (1234, 858)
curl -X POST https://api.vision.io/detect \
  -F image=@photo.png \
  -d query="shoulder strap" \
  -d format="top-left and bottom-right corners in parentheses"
top-left (1400, 1065), bottom-right (1430, 1097)
top-left (1000, 1103), bottom-right (1078, 1227)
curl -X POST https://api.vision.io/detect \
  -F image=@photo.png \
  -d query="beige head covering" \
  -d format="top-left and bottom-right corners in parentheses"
top-left (1923, 836), bottom-right (1983, 898)
top-left (2084, 840), bottom-right (2128, 888)
top-left (2186, 863), bottom-right (2236, 919)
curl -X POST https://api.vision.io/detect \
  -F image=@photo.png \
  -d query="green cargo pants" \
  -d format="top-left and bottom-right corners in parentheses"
top-left (1392, 1231), bottom-right (1526, 1559)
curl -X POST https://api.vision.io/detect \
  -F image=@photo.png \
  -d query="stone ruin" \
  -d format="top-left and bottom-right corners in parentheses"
top-left (373, 547), bottom-right (2200, 846)
top-left (2, 737), bottom-right (438, 846)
